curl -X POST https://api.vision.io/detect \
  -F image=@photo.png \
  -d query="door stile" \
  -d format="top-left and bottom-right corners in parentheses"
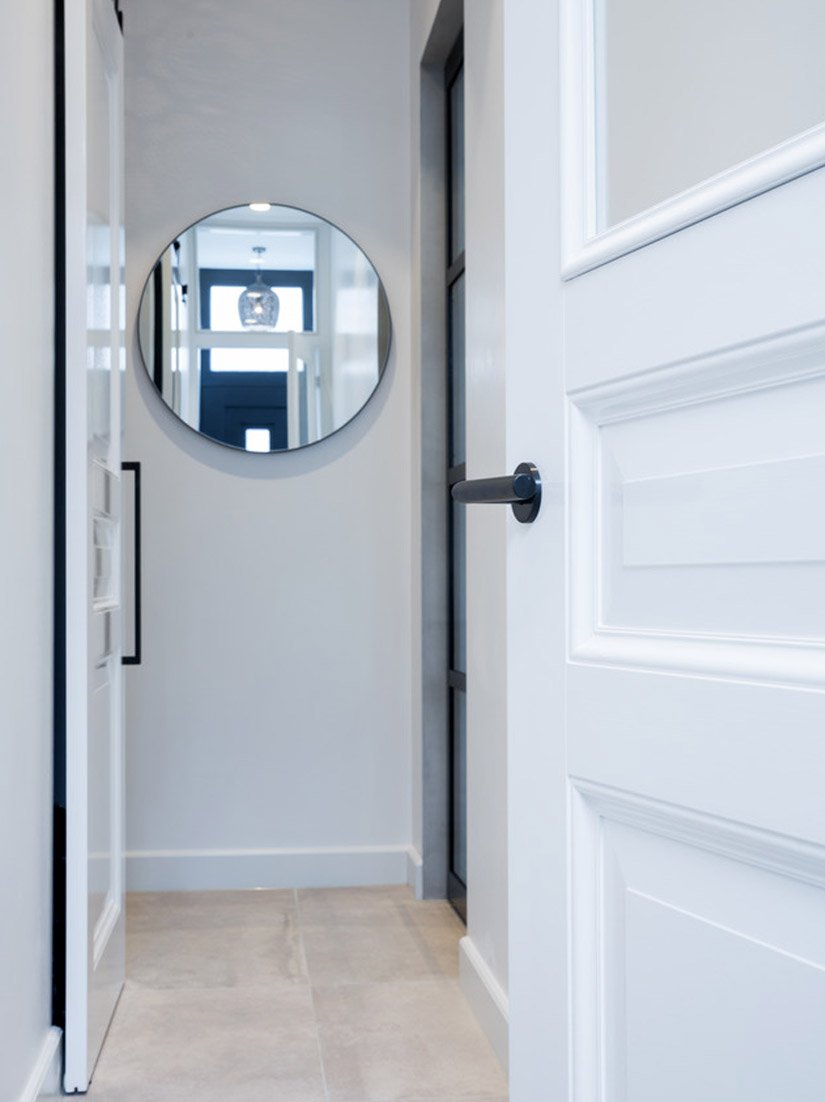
top-left (63, 0), bottom-right (125, 1090)
top-left (63, 0), bottom-right (90, 1084)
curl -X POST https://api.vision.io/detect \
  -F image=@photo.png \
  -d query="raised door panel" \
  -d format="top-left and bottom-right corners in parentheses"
top-left (572, 789), bottom-right (825, 1102)
top-left (570, 326), bottom-right (825, 687)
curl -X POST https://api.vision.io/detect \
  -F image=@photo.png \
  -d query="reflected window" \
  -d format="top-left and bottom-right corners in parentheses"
top-left (207, 349), bottom-right (290, 373)
top-left (199, 270), bottom-right (313, 333)
top-left (208, 285), bottom-right (306, 333)
top-left (244, 428), bottom-right (271, 453)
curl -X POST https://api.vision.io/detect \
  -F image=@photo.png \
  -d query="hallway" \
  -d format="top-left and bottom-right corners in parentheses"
top-left (82, 887), bottom-right (508, 1101)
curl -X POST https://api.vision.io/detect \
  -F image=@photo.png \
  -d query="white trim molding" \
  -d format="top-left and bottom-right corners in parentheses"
top-left (406, 846), bottom-right (424, 899)
top-left (572, 777), bottom-right (825, 894)
top-left (560, 0), bottom-right (825, 278)
top-left (459, 936), bottom-right (509, 1074)
top-left (16, 1027), bottom-right (62, 1102)
top-left (125, 844), bottom-right (416, 892)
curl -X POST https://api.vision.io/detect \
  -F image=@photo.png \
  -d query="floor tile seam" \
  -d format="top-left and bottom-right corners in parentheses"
top-left (295, 887), bottom-right (332, 1102)
top-left (122, 979), bottom-right (314, 995)
top-left (309, 976), bottom-right (462, 993)
top-left (299, 919), bottom-right (462, 931)
top-left (302, 971), bottom-right (460, 987)
top-left (128, 915), bottom-right (302, 931)
top-left (324, 1093), bottom-right (507, 1101)
top-left (325, 1095), bottom-right (507, 1102)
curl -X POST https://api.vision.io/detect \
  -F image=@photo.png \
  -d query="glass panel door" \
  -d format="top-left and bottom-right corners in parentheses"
top-left (446, 34), bottom-right (467, 921)
top-left (598, 0), bottom-right (825, 228)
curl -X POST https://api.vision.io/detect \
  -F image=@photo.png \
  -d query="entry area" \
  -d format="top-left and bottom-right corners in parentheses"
top-left (82, 887), bottom-right (507, 1101)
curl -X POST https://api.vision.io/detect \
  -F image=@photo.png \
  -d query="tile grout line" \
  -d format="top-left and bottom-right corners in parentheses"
top-left (294, 887), bottom-right (331, 1102)
top-left (105, 889), bottom-right (503, 1101)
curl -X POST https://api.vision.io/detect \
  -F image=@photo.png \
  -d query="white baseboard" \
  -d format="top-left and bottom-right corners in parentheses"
top-left (406, 846), bottom-right (424, 899)
top-left (459, 936), bottom-right (509, 1074)
top-left (126, 845), bottom-right (418, 892)
top-left (17, 1027), bottom-right (61, 1102)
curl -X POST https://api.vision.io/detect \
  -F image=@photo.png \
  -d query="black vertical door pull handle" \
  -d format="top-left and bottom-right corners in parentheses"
top-left (122, 461), bottom-right (142, 665)
top-left (451, 462), bottom-right (542, 523)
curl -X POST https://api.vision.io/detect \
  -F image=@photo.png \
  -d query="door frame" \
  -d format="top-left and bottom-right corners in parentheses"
top-left (415, 0), bottom-right (464, 903)
top-left (52, 0), bottom-right (68, 1042)
top-left (444, 29), bottom-right (467, 922)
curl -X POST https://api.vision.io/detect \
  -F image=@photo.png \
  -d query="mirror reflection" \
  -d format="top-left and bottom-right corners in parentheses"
top-left (137, 203), bottom-right (391, 452)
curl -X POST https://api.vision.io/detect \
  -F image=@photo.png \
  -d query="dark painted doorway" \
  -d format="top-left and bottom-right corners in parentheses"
top-left (445, 33), bottom-right (467, 921)
top-left (198, 268), bottom-right (313, 450)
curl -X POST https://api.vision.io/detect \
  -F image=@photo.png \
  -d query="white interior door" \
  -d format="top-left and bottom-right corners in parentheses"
top-left (64, 0), bottom-right (125, 1091)
top-left (560, 1), bottom-right (825, 1098)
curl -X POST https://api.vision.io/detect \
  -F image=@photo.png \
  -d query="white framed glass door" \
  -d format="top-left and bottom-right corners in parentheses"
top-left (63, 0), bottom-right (126, 1090)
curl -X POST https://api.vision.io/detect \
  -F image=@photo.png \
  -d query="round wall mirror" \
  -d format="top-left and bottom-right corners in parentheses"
top-left (137, 203), bottom-right (392, 452)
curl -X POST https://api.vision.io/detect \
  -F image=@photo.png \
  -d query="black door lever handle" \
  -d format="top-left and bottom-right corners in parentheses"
top-left (451, 462), bottom-right (541, 523)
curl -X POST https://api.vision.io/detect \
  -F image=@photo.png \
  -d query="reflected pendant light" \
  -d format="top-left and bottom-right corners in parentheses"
top-left (238, 246), bottom-right (280, 329)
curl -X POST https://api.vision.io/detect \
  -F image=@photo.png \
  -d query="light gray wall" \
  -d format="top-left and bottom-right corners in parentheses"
top-left (0, 0), bottom-right (56, 1096)
top-left (123, 0), bottom-right (414, 889)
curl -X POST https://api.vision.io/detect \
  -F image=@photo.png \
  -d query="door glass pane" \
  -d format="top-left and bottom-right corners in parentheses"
top-left (450, 67), bottom-right (465, 262)
top-left (599, 0), bottom-right (825, 228)
top-left (451, 689), bottom-right (467, 886)
top-left (451, 501), bottom-right (466, 673)
top-left (449, 273), bottom-right (465, 466)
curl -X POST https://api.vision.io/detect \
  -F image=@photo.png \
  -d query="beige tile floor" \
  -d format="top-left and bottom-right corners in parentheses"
top-left (85, 886), bottom-right (509, 1101)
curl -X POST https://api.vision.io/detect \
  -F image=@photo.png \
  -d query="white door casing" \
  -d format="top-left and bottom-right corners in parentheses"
top-left (562, 1), bottom-right (825, 1099)
top-left (64, 0), bottom-right (125, 1091)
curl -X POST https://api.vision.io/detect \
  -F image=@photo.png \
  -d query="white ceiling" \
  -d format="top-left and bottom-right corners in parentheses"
top-left (190, 204), bottom-right (319, 270)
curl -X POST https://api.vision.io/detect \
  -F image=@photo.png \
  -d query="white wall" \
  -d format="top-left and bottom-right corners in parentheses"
top-left (410, 0), bottom-right (510, 1069)
top-left (123, 0), bottom-right (414, 890)
top-left (0, 2), bottom-right (61, 1099)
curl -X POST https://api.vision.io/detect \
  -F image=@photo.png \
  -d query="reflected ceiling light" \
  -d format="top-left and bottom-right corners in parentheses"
top-left (238, 246), bottom-right (280, 329)
top-left (249, 202), bottom-right (272, 212)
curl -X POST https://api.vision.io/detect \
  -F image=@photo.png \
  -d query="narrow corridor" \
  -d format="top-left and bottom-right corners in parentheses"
top-left (81, 887), bottom-right (508, 1101)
